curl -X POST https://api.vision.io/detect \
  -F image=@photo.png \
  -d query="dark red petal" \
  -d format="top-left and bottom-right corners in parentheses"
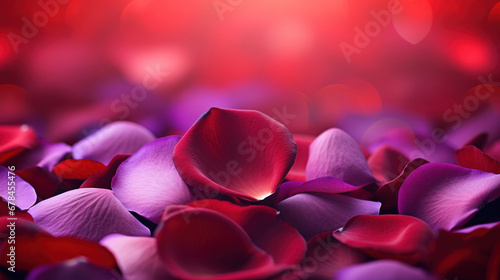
top-left (156, 207), bottom-right (285, 280)
top-left (456, 145), bottom-right (500, 174)
top-left (25, 258), bottom-right (122, 280)
top-left (53, 159), bottom-right (106, 180)
top-left (0, 201), bottom-right (33, 222)
top-left (16, 167), bottom-right (62, 200)
top-left (0, 234), bottom-right (116, 273)
top-left (367, 146), bottom-right (409, 184)
top-left (173, 108), bottom-right (296, 201)
top-left (286, 134), bottom-right (314, 182)
top-left (80, 154), bottom-right (130, 189)
top-left (186, 199), bottom-right (306, 266)
top-left (333, 215), bottom-right (435, 264)
top-left (374, 158), bottom-right (428, 212)
top-left (0, 125), bottom-right (38, 164)
top-left (299, 232), bottom-right (371, 279)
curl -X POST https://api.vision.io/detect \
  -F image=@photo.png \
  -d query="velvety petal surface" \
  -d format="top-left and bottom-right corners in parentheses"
top-left (0, 165), bottom-right (37, 210)
top-left (112, 136), bottom-right (192, 223)
top-left (368, 146), bottom-right (409, 184)
top-left (156, 207), bottom-right (284, 280)
top-left (336, 260), bottom-right (437, 280)
top-left (276, 193), bottom-right (381, 240)
top-left (286, 134), bottom-right (314, 182)
top-left (28, 188), bottom-right (150, 241)
top-left (16, 167), bottom-right (62, 200)
top-left (11, 142), bottom-right (72, 171)
top-left (398, 163), bottom-right (500, 231)
top-left (26, 258), bottom-right (122, 280)
top-left (72, 121), bottom-right (155, 165)
top-left (100, 234), bottom-right (169, 280)
top-left (173, 108), bottom-right (297, 201)
top-left (53, 159), bottom-right (106, 180)
top-left (275, 177), bottom-right (362, 203)
top-left (81, 154), bottom-right (130, 189)
top-left (456, 145), bottom-right (500, 174)
top-left (333, 215), bottom-right (435, 263)
top-left (305, 128), bottom-right (375, 186)
top-left (185, 199), bottom-right (306, 266)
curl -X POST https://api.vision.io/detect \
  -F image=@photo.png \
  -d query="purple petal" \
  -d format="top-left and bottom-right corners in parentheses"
top-left (11, 142), bottom-right (72, 170)
top-left (100, 234), bottom-right (169, 280)
top-left (276, 193), bottom-right (381, 240)
top-left (399, 163), bottom-right (500, 231)
top-left (0, 165), bottom-right (37, 210)
top-left (275, 177), bottom-right (361, 203)
top-left (452, 221), bottom-right (500, 234)
top-left (111, 136), bottom-right (192, 223)
top-left (73, 121), bottom-right (155, 165)
top-left (26, 258), bottom-right (122, 280)
top-left (28, 188), bottom-right (150, 241)
top-left (335, 260), bottom-right (437, 280)
top-left (305, 128), bottom-right (375, 186)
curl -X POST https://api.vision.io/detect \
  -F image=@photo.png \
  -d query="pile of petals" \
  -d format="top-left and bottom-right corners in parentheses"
top-left (1, 107), bottom-right (500, 280)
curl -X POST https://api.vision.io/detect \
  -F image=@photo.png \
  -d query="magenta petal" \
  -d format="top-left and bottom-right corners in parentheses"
top-left (100, 234), bottom-right (169, 280)
top-left (305, 128), bottom-right (375, 186)
top-left (276, 177), bottom-right (362, 203)
top-left (336, 260), bottom-right (437, 280)
top-left (453, 221), bottom-right (500, 234)
top-left (112, 136), bottom-right (192, 223)
top-left (399, 163), bottom-right (500, 231)
top-left (12, 142), bottom-right (72, 171)
top-left (28, 188), bottom-right (150, 241)
top-left (73, 121), bottom-right (155, 165)
top-left (276, 193), bottom-right (381, 240)
top-left (173, 108), bottom-right (296, 201)
top-left (0, 165), bottom-right (37, 210)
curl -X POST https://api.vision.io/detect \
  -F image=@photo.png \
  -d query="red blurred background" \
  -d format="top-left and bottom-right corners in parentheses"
top-left (0, 0), bottom-right (499, 144)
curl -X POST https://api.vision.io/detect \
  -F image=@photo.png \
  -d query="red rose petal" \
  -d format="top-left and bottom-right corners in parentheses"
top-left (456, 145), bottom-right (500, 174)
top-left (0, 125), bottom-right (37, 164)
top-left (53, 159), bottom-right (106, 180)
top-left (173, 108), bottom-right (296, 201)
top-left (367, 146), bottom-right (409, 184)
top-left (16, 167), bottom-right (62, 200)
top-left (185, 199), bottom-right (306, 266)
top-left (156, 207), bottom-right (285, 280)
top-left (81, 154), bottom-right (130, 189)
top-left (286, 134), bottom-right (314, 182)
top-left (0, 234), bottom-right (116, 273)
top-left (333, 215), bottom-right (435, 264)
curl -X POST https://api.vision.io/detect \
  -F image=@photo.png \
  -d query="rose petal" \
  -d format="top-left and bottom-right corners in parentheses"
top-left (456, 145), bottom-right (500, 174)
top-left (0, 201), bottom-right (33, 222)
top-left (0, 165), bottom-right (37, 210)
top-left (81, 155), bottom-right (130, 189)
top-left (336, 260), bottom-right (437, 280)
top-left (10, 142), bottom-right (72, 171)
top-left (275, 177), bottom-right (362, 203)
top-left (398, 163), bottom-right (500, 231)
top-left (53, 159), bottom-right (106, 180)
top-left (73, 121), bottom-right (155, 165)
top-left (374, 158), bottom-right (428, 212)
top-left (112, 136), bottom-right (192, 223)
top-left (173, 108), bottom-right (297, 201)
top-left (185, 199), bottom-right (306, 266)
top-left (0, 233), bottom-right (117, 273)
top-left (156, 207), bottom-right (285, 280)
top-left (286, 134), bottom-right (314, 182)
top-left (100, 234), bottom-right (169, 280)
top-left (276, 193), bottom-right (381, 240)
top-left (367, 146), bottom-right (409, 184)
top-left (28, 188), bottom-right (150, 241)
top-left (0, 125), bottom-right (38, 164)
top-left (333, 215), bottom-right (434, 263)
top-left (26, 258), bottom-right (122, 280)
top-left (16, 167), bottom-right (62, 200)
top-left (305, 128), bottom-right (375, 186)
